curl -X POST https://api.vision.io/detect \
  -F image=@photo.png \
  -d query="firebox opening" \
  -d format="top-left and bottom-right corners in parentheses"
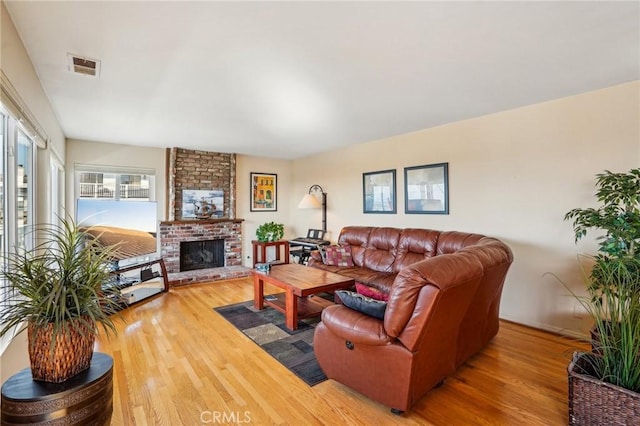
top-left (180, 239), bottom-right (225, 272)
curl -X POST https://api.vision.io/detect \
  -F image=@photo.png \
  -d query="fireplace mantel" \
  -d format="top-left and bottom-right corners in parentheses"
top-left (160, 218), bottom-right (244, 226)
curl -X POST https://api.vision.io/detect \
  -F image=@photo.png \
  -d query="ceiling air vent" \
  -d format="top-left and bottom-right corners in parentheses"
top-left (67, 54), bottom-right (101, 77)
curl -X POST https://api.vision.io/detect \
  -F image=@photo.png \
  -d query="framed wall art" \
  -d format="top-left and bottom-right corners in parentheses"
top-left (363, 169), bottom-right (396, 214)
top-left (250, 172), bottom-right (277, 211)
top-left (404, 162), bottom-right (449, 214)
top-left (182, 189), bottom-right (225, 219)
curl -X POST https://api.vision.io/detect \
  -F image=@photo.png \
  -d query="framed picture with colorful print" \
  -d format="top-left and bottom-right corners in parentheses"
top-left (250, 172), bottom-right (277, 212)
top-left (404, 162), bottom-right (449, 214)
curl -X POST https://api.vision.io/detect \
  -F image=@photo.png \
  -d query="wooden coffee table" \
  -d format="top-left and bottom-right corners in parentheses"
top-left (252, 263), bottom-right (355, 330)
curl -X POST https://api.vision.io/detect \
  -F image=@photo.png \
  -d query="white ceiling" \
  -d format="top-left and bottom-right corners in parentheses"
top-left (5, 1), bottom-right (640, 159)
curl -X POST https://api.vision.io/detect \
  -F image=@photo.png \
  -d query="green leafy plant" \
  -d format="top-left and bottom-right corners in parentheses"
top-left (565, 257), bottom-right (640, 392)
top-left (565, 169), bottom-right (640, 258)
top-left (563, 168), bottom-right (640, 392)
top-left (0, 217), bottom-right (122, 381)
top-left (256, 222), bottom-right (284, 242)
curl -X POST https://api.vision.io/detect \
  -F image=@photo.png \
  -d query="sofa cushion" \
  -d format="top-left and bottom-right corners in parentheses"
top-left (362, 227), bottom-right (401, 273)
top-left (307, 261), bottom-right (395, 293)
top-left (436, 231), bottom-right (485, 255)
top-left (335, 290), bottom-right (387, 319)
top-left (355, 282), bottom-right (389, 302)
top-left (337, 226), bottom-right (372, 267)
top-left (393, 228), bottom-right (441, 272)
top-left (324, 245), bottom-right (354, 267)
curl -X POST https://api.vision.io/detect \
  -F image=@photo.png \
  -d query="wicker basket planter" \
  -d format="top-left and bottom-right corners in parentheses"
top-left (27, 318), bottom-right (95, 383)
top-left (568, 352), bottom-right (640, 425)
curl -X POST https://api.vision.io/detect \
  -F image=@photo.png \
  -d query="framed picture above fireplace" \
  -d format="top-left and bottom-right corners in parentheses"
top-left (250, 172), bottom-right (277, 212)
top-left (182, 189), bottom-right (224, 219)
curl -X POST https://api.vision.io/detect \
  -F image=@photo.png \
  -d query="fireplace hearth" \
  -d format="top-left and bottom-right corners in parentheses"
top-left (180, 239), bottom-right (225, 272)
top-left (159, 219), bottom-right (246, 287)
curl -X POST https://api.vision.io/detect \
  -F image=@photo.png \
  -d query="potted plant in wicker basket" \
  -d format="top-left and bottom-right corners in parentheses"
top-left (564, 169), bottom-right (640, 424)
top-left (0, 217), bottom-right (121, 383)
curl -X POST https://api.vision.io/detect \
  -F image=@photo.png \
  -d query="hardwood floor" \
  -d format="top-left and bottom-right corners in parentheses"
top-left (95, 277), bottom-right (589, 425)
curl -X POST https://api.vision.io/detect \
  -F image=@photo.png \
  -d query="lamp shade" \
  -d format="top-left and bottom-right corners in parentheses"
top-left (298, 194), bottom-right (322, 209)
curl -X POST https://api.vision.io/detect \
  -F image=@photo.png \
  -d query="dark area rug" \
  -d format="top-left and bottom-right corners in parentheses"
top-left (214, 300), bottom-right (327, 386)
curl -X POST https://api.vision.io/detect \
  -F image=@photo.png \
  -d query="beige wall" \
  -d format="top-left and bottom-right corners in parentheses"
top-left (0, 1), bottom-right (67, 383)
top-left (65, 139), bottom-right (167, 222)
top-left (236, 155), bottom-right (294, 266)
top-left (291, 81), bottom-right (640, 336)
top-left (1, 0), bottom-right (66, 229)
top-left (0, 2), bottom-right (65, 159)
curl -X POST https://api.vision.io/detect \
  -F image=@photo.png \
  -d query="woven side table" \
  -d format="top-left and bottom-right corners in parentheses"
top-left (1, 352), bottom-right (113, 425)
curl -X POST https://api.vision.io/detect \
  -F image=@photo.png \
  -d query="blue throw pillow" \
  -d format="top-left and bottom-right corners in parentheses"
top-left (335, 290), bottom-right (387, 319)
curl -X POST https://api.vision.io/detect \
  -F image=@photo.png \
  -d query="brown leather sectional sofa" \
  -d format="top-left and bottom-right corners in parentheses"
top-left (309, 226), bottom-right (513, 412)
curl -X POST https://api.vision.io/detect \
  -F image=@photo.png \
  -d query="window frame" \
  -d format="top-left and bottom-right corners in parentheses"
top-left (50, 153), bottom-right (64, 226)
top-left (0, 104), bottom-right (37, 303)
top-left (75, 165), bottom-right (156, 202)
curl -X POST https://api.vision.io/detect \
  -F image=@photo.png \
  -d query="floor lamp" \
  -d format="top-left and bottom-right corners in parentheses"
top-left (297, 184), bottom-right (327, 232)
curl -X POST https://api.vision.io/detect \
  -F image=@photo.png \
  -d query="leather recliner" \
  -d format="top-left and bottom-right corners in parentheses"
top-left (312, 227), bottom-right (513, 412)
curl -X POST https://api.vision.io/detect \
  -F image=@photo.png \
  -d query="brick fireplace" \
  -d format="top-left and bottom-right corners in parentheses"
top-left (159, 218), bottom-right (250, 286)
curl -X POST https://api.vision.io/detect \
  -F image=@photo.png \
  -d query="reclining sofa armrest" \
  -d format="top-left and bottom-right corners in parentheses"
top-left (320, 305), bottom-right (393, 346)
top-left (384, 251), bottom-right (484, 351)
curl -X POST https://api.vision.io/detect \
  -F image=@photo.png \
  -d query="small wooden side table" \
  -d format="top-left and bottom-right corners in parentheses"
top-left (252, 240), bottom-right (290, 267)
top-left (1, 352), bottom-right (113, 425)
